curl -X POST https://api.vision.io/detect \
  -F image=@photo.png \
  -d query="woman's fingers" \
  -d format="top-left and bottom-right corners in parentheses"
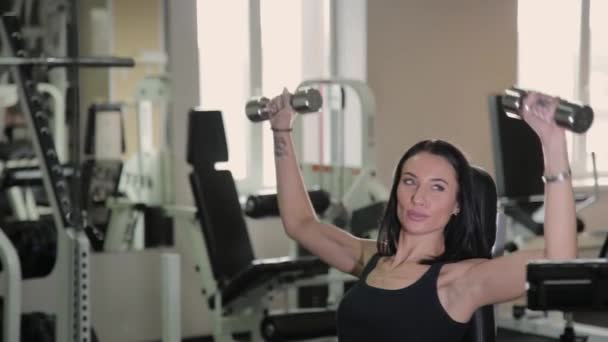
top-left (522, 91), bottom-right (559, 123)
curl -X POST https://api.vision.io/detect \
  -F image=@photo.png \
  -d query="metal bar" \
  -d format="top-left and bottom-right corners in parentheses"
top-left (246, 0), bottom-right (263, 194)
top-left (37, 83), bottom-right (68, 162)
top-left (67, 233), bottom-right (93, 342)
top-left (0, 229), bottom-right (21, 342)
top-left (67, 0), bottom-right (83, 232)
top-left (0, 13), bottom-right (71, 232)
top-left (161, 253), bottom-right (182, 342)
top-left (297, 78), bottom-right (377, 170)
top-left (0, 13), bottom-right (91, 342)
top-left (572, 0), bottom-right (591, 175)
top-left (0, 56), bottom-right (135, 67)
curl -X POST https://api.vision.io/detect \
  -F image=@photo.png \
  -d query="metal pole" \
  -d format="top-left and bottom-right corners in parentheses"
top-left (247, 0), bottom-right (263, 193)
top-left (161, 253), bottom-right (182, 342)
top-left (0, 229), bottom-right (21, 342)
top-left (573, 0), bottom-right (591, 176)
top-left (67, 0), bottom-right (83, 228)
top-left (0, 56), bottom-right (135, 66)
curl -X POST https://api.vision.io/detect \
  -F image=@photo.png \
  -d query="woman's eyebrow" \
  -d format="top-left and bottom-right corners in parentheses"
top-left (402, 171), bottom-right (449, 185)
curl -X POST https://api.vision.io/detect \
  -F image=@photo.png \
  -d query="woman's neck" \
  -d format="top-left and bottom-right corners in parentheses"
top-left (389, 230), bottom-right (445, 266)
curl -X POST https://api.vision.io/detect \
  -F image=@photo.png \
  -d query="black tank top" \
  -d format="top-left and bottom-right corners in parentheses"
top-left (336, 254), bottom-right (469, 341)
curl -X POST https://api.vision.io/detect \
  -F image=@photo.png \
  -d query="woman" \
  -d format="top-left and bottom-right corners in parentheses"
top-left (268, 88), bottom-right (576, 341)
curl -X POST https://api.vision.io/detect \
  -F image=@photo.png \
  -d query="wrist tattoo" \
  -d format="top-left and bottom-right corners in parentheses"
top-left (274, 135), bottom-right (288, 158)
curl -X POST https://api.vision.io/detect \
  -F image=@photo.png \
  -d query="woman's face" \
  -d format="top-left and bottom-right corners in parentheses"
top-left (396, 152), bottom-right (460, 235)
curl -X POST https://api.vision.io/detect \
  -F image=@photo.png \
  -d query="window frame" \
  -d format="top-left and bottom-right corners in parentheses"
top-left (518, 0), bottom-right (607, 187)
top-left (197, 0), bottom-right (336, 195)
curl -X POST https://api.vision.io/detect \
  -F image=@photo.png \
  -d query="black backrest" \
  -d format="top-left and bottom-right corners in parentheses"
top-left (471, 166), bottom-right (498, 254)
top-left (187, 108), bottom-right (229, 167)
top-left (488, 95), bottom-right (544, 199)
top-left (187, 109), bottom-right (255, 288)
top-left (462, 166), bottom-right (498, 342)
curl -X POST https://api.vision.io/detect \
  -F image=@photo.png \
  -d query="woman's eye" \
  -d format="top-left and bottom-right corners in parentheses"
top-left (432, 184), bottom-right (445, 191)
top-left (402, 178), bottom-right (415, 185)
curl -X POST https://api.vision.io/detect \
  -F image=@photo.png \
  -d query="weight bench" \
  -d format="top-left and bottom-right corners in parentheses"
top-left (186, 109), bottom-right (337, 341)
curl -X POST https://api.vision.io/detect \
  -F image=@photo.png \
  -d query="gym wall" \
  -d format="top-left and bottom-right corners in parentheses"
top-left (368, 0), bottom-right (517, 185)
top-left (79, 0), bottom-right (111, 132)
top-left (79, 0), bottom-right (166, 158)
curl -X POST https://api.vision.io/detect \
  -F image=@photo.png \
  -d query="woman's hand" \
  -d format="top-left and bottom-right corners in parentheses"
top-left (520, 92), bottom-right (564, 144)
top-left (268, 88), bottom-right (297, 130)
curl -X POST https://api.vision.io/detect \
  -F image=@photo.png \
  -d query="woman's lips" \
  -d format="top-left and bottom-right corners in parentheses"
top-left (406, 210), bottom-right (429, 222)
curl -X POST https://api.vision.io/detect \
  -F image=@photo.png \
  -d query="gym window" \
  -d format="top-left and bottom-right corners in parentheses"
top-left (518, 0), bottom-right (608, 186)
top-left (196, 1), bottom-right (351, 194)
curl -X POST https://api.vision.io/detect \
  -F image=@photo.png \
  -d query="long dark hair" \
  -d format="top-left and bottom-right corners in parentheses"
top-left (376, 140), bottom-right (492, 264)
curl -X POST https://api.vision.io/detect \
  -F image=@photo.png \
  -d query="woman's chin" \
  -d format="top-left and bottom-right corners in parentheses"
top-left (402, 221), bottom-right (441, 235)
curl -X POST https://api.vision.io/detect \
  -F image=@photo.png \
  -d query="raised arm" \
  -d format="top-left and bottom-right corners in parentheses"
top-left (457, 92), bottom-right (578, 310)
top-left (529, 92), bottom-right (577, 259)
top-left (268, 88), bottom-right (376, 276)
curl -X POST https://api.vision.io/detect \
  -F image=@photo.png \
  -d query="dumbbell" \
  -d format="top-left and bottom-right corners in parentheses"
top-left (245, 87), bottom-right (323, 122)
top-left (501, 86), bottom-right (594, 133)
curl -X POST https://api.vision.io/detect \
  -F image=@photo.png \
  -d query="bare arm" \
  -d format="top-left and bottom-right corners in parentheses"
top-left (521, 91), bottom-right (577, 259)
top-left (270, 89), bottom-right (376, 276)
top-left (541, 136), bottom-right (577, 258)
top-left (457, 92), bottom-right (578, 309)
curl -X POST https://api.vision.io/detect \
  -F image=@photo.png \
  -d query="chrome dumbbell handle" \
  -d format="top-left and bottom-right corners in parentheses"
top-left (245, 87), bottom-right (323, 122)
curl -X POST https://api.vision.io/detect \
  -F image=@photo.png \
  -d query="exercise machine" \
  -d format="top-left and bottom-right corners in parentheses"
top-left (0, 13), bottom-right (134, 341)
top-left (186, 108), bottom-right (339, 341)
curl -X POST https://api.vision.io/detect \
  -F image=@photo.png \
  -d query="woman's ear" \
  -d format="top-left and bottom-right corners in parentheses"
top-left (453, 206), bottom-right (460, 216)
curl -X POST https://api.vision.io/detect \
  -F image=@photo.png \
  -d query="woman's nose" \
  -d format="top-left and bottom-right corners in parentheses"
top-left (411, 187), bottom-right (426, 205)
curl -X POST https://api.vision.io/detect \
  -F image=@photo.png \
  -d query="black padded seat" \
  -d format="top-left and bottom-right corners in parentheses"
top-left (189, 153), bottom-right (328, 309)
top-left (218, 256), bottom-right (328, 309)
